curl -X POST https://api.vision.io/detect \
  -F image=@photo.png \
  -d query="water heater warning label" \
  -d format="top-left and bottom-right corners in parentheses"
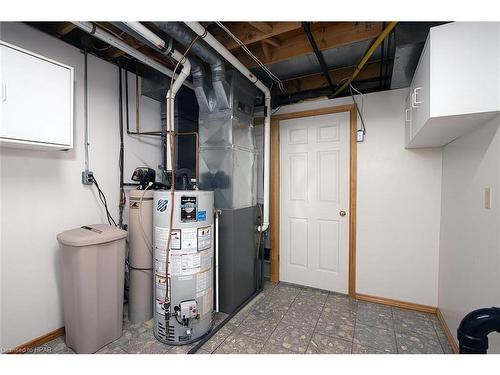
top-left (154, 227), bottom-right (181, 250)
top-left (181, 228), bottom-right (197, 251)
top-left (169, 253), bottom-right (201, 276)
top-left (197, 226), bottom-right (211, 250)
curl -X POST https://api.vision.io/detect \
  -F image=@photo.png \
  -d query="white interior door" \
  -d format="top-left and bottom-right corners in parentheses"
top-left (280, 112), bottom-right (350, 293)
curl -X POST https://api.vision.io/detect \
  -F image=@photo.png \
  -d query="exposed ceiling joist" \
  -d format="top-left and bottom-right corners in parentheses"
top-left (212, 22), bottom-right (302, 50)
top-left (248, 22), bottom-right (273, 34)
top-left (55, 22), bottom-right (76, 36)
top-left (262, 37), bottom-right (281, 47)
top-left (275, 60), bottom-right (382, 94)
top-left (234, 22), bottom-right (383, 68)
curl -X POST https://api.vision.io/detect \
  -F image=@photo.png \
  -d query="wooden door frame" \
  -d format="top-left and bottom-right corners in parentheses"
top-left (270, 104), bottom-right (358, 297)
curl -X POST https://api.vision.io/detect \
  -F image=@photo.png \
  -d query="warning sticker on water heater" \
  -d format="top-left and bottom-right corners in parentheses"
top-left (154, 227), bottom-right (181, 250)
top-left (169, 253), bottom-right (201, 276)
top-left (181, 228), bottom-right (197, 251)
top-left (155, 275), bottom-right (167, 300)
top-left (197, 226), bottom-right (211, 250)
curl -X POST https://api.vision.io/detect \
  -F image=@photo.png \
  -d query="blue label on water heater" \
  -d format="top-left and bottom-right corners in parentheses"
top-left (197, 211), bottom-right (206, 221)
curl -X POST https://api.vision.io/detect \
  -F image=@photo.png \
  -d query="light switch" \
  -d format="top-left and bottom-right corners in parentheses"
top-left (484, 187), bottom-right (492, 209)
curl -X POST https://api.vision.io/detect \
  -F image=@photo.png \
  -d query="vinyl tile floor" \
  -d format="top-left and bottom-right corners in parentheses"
top-left (30, 281), bottom-right (454, 354)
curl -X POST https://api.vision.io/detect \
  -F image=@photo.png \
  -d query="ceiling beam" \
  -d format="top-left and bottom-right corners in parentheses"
top-left (274, 60), bottom-right (382, 95)
top-left (262, 37), bottom-right (281, 47)
top-left (248, 22), bottom-right (273, 34)
top-left (261, 41), bottom-right (272, 61)
top-left (235, 22), bottom-right (383, 68)
top-left (212, 22), bottom-right (302, 50)
top-left (55, 22), bottom-right (76, 36)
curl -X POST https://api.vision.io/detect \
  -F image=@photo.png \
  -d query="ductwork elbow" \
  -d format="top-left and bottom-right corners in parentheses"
top-left (156, 21), bottom-right (230, 109)
top-left (457, 307), bottom-right (500, 354)
top-left (190, 57), bottom-right (211, 112)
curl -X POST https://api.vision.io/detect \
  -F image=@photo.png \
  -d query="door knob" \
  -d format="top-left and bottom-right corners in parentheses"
top-left (339, 210), bottom-right (346, 217)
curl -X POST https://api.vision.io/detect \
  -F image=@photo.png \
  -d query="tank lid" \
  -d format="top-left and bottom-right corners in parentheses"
top-left (57, 224), bottom-right (127, 247)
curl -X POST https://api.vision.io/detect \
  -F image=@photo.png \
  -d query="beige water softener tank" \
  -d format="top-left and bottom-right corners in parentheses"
top-left (57, 224), bottom-right (127, 354)
top-left (128, 189), bottom-right (154, 324)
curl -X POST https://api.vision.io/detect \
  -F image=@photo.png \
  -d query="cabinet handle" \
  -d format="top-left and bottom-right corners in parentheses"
top-left (412, 87), bottom-right (422, 108)
top-left (1, 82), bottom-right (6, 102)
top-left (405, 108), bottom-right (411, 122)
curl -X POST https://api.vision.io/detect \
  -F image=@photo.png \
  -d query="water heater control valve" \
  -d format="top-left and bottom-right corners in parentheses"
top-left (179, 300), bottom-right (198, 319)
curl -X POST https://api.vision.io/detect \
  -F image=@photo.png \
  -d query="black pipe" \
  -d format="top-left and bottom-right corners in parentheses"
top-left (302, 22), bottom-right (335, 95)
top-left (457, 307), bottom-right (500, 354)
top-left (272, 76), bottom-right (390, 107)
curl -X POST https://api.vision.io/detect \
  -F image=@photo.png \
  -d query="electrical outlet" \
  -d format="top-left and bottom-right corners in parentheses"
top-left (82, 170), bottom-right (94, 185)
top-left (356, 130), bottom-right (365, 142)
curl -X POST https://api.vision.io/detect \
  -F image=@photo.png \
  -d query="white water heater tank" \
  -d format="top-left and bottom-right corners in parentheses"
top-left (153, 190), bottom-right (214, 345)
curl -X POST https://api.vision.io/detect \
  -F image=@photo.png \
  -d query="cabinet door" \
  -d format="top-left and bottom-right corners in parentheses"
top-left (409, 40), bottom-right (430, 138)
top-left (1, 43), bottom-right (73, 148)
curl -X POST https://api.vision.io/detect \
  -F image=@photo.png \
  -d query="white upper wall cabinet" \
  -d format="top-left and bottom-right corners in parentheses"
top-left (1, 41), bottom-right (74, 150)
top-left (405, 22), bottom-right (500, 148)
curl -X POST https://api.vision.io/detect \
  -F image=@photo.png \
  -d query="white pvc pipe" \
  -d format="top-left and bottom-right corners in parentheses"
top-left (185, 22), bottom-right (271, 233)
top-left (72, 22), bottom-right (193, 90)
top-left (165, 51), bottom-right (191, 170)
top-left (124, 23), bottom-right (192, 170)
top-left (215, 210), bottom-right (220, 312)
top-left (124, 22), bottom-right (166, 50)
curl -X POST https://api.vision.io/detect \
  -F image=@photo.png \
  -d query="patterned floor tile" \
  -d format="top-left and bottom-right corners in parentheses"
top-left (260, 342), bottom-right (300, 354)
top-left (264, 320), bottom-right (315, 354)
top-left (325, 294), bottom-right (358, 312)
top-left (392, 307), bottom-right (434, 322)
top-left (232, 313), bottom-right (280, 341)
top-left (321, 306), bottom-right (357, 326)
top-left (306, 333), bottom-right (352, 354)
top-left (351, 343), bottom-right (387, 354)
top-left (291, 294), bottom-right (326, 313)
top-left (315, 315), bottom-right (355, 341)
top-left (357, 301), bottom-right (393, 316)
top-left (281, 306), bottom-right (321, 326)
top-left (356, 308), bottom-right (394, 330)
top-left (433, 321), bottom-right (455, 354)
top-left (393, 314), bottom-right (437, 337)
top-left (353, 324), bottom-right (397, 353)
top-left (396, 330), bottom-right (444, 354)
top-left (215, 334), bottom-right (264, 354)
top-left (200, 326), bottom-right (233, 353)
top-left (168, 343), bottom-right (194, 354)
top-left (32, 337), bottom-right (74, 354)
top-left (96, 344), bottom-right (128, 354)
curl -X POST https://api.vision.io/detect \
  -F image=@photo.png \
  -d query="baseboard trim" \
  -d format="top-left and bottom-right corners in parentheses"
top-left (7, 327), bottom-right (65, 354)
top-left (355, 293), bottom-right (437, 314)
top-left (436, 308), bottom-right (459, 354)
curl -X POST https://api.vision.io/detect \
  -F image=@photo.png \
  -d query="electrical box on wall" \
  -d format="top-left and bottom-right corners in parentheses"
top-left (0, 41), bottom-right (74, 151)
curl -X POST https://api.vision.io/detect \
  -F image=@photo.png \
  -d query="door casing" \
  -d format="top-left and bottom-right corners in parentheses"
top-left (270, 104), bottom-right (358, 297)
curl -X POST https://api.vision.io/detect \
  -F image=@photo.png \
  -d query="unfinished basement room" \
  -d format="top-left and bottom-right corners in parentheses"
top-left (1, 1), bottom-right (500, 374)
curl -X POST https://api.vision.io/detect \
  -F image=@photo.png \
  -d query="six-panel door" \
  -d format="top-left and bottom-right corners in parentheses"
top-left (280, 112), bottom-right (350, 293)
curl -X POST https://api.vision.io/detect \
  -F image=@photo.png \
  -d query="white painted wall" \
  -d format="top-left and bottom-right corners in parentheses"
top-left (438, 115), bottom-right (500, 353)
top-left (0, 22), bottom-right (162, 351)
top-left (274, 88), bottom-right (443, 306)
